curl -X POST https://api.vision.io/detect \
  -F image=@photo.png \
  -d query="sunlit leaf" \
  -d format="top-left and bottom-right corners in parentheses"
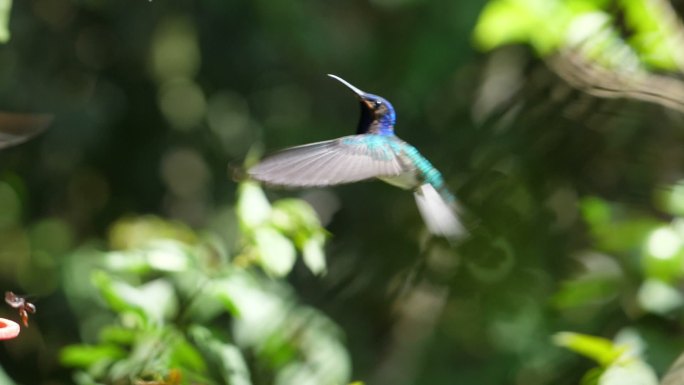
top-left (473, 0), bottom-right (682, 71)
top-left (92, 272), bottom-right (178, 325)
top-left (621, 0), bottom-right (682, 70)
top-left (642, 227), bottom-right (684, 283)
top-left (237, 182), bottom-right (272, 230)
top-left (253, 227), bottom-right (296, 277)
top-left (657, 182), bottom-right (684, 216)
top-left (637, 279), bottom-right (684, 315)
top-left (0, 0), bottom-right (11, 43)
top-left (143, 240), bottom-right (192, 272)
top-left (599, 360), bottom-right (658, 385)
top-left (208, 279), bottom-right (241, 317)
top-left (272, 198), bottom-right (321, 233)
top-left (302, 233), bottom-right (326, 275)
top-left (473, 0), bottom-right (566, 54)
top-left (103, 251), bottom-right (150, 274)
top-left (553, 332), bottom-right (624, 366)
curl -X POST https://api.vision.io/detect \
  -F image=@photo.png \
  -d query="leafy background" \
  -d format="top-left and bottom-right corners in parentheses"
top-left (1, 0), bottom-right (684, 384)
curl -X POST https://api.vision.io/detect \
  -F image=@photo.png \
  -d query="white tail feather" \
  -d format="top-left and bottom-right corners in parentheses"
top-left (414, 184), bottom-right (464, 240)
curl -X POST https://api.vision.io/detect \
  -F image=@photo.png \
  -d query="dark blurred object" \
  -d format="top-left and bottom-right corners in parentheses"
top-left (0, 112), bottom-right (51, 150)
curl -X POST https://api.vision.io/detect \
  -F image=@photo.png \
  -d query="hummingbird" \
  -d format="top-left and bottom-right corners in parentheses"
top-left (248, 75), bottom-right (464, 240)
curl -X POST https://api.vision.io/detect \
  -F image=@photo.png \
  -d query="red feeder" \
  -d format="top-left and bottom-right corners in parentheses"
top-left (0, 318), bottom-right (19, 340)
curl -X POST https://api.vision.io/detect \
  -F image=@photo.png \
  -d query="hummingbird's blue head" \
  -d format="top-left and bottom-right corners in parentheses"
top-left (328, 74), bottom-right (396, 135)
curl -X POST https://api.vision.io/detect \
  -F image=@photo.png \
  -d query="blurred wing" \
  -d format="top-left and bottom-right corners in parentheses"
top-left (414, 183), bottom-right (465, 241)
top-left (249, 136), bottom-right (407, 187)
top-left (0, 113), bottom-right (52, 150)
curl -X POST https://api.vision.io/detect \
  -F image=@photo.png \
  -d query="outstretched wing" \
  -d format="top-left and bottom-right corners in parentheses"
top-left (414, 183), bottom-right (465, 240)
top-left (249, 135), bottom-right (408, 187)
top-left (0, 113), bottom-right (52, 150)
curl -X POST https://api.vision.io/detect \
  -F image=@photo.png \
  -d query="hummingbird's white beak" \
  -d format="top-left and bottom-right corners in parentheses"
top-left (327, 74), bottom-right (366, 98)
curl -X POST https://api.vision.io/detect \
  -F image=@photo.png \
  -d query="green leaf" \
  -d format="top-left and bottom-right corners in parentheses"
top-left (92, 272), bottom-right (178, 325)
top-left (553, 276), bottom-right (620, 309)
top-left (0, 365), bottom-right (17, 385)
top-left (581, 367), bottom-right (603, 385)
top-left (473, 0), bottom-right (575, 54)
top-left (91, 271), bottom-right (139, 315)
top-left (142, 240), bottom-right (192, 272)
top-left (272, 198), bottom-right (321, 233)
top-left (60, 344), bottom-right (127, 368)
top-left (73, 371), bottom-right (106, 385)
top-left (302, 233), bottom-right (326, 275)
top-left (599, 360), bottom-right (658, 385)
top-left (581, 197), bottom-right (612, 228)
top-left (656, 182), bottom-right (684, 216)
top-left (98, 326), bottom-right (137, 345)
top-left (0, 0), bottom-right (11, 43)
top-left (553, 332), bottom-right (625, 366)
top-left (189, 326), bottom-right (253, 385)
top-left (169, 338), bottom-right (207, 373)
top-left (237, 182), bottom-right (271, 230)
top-left (637, 279), bottom-right (684, 315)
top-left (108, 216), bottom-right (198, 250)
top-left (620, 0), bottom-right (682, 70)
top-left (253, 227), bottom-right (296, 277)
top-left (642, 227), bottom-right (684, 283)
top-left (102, 250), bottom-right (150, 275)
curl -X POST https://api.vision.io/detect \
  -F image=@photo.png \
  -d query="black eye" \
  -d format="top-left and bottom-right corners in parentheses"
top-left (375, 100), bottom-right (382, 107)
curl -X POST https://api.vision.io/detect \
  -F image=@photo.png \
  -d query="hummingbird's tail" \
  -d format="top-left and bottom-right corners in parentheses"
top-left (413, 183), bottom-right (465, 241)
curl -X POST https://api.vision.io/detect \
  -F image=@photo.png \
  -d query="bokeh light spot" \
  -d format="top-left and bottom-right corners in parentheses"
top-left (158, 78), bottom-right (207, 130)
top-left (150, 16), bottom-right (200, 81)
top-left (646, 227), bottom-right (681, 260)
top-left (160, 147), bottom-right (210, 198)
top-left (0, 181), bottom-right (21, 228)
top-left (207, 91), bottom-right (256, 156)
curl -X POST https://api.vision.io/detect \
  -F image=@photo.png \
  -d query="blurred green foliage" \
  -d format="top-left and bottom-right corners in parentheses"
top-left (474, 0), bottom-right (684, 70)
top-left (59, 184), bottom-right (348, 385)
top-left (554, 330), bottom-right (659, 385)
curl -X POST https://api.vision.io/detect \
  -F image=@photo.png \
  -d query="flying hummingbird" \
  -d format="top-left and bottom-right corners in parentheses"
top-left (248, 75), bottom-right (464, 240)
